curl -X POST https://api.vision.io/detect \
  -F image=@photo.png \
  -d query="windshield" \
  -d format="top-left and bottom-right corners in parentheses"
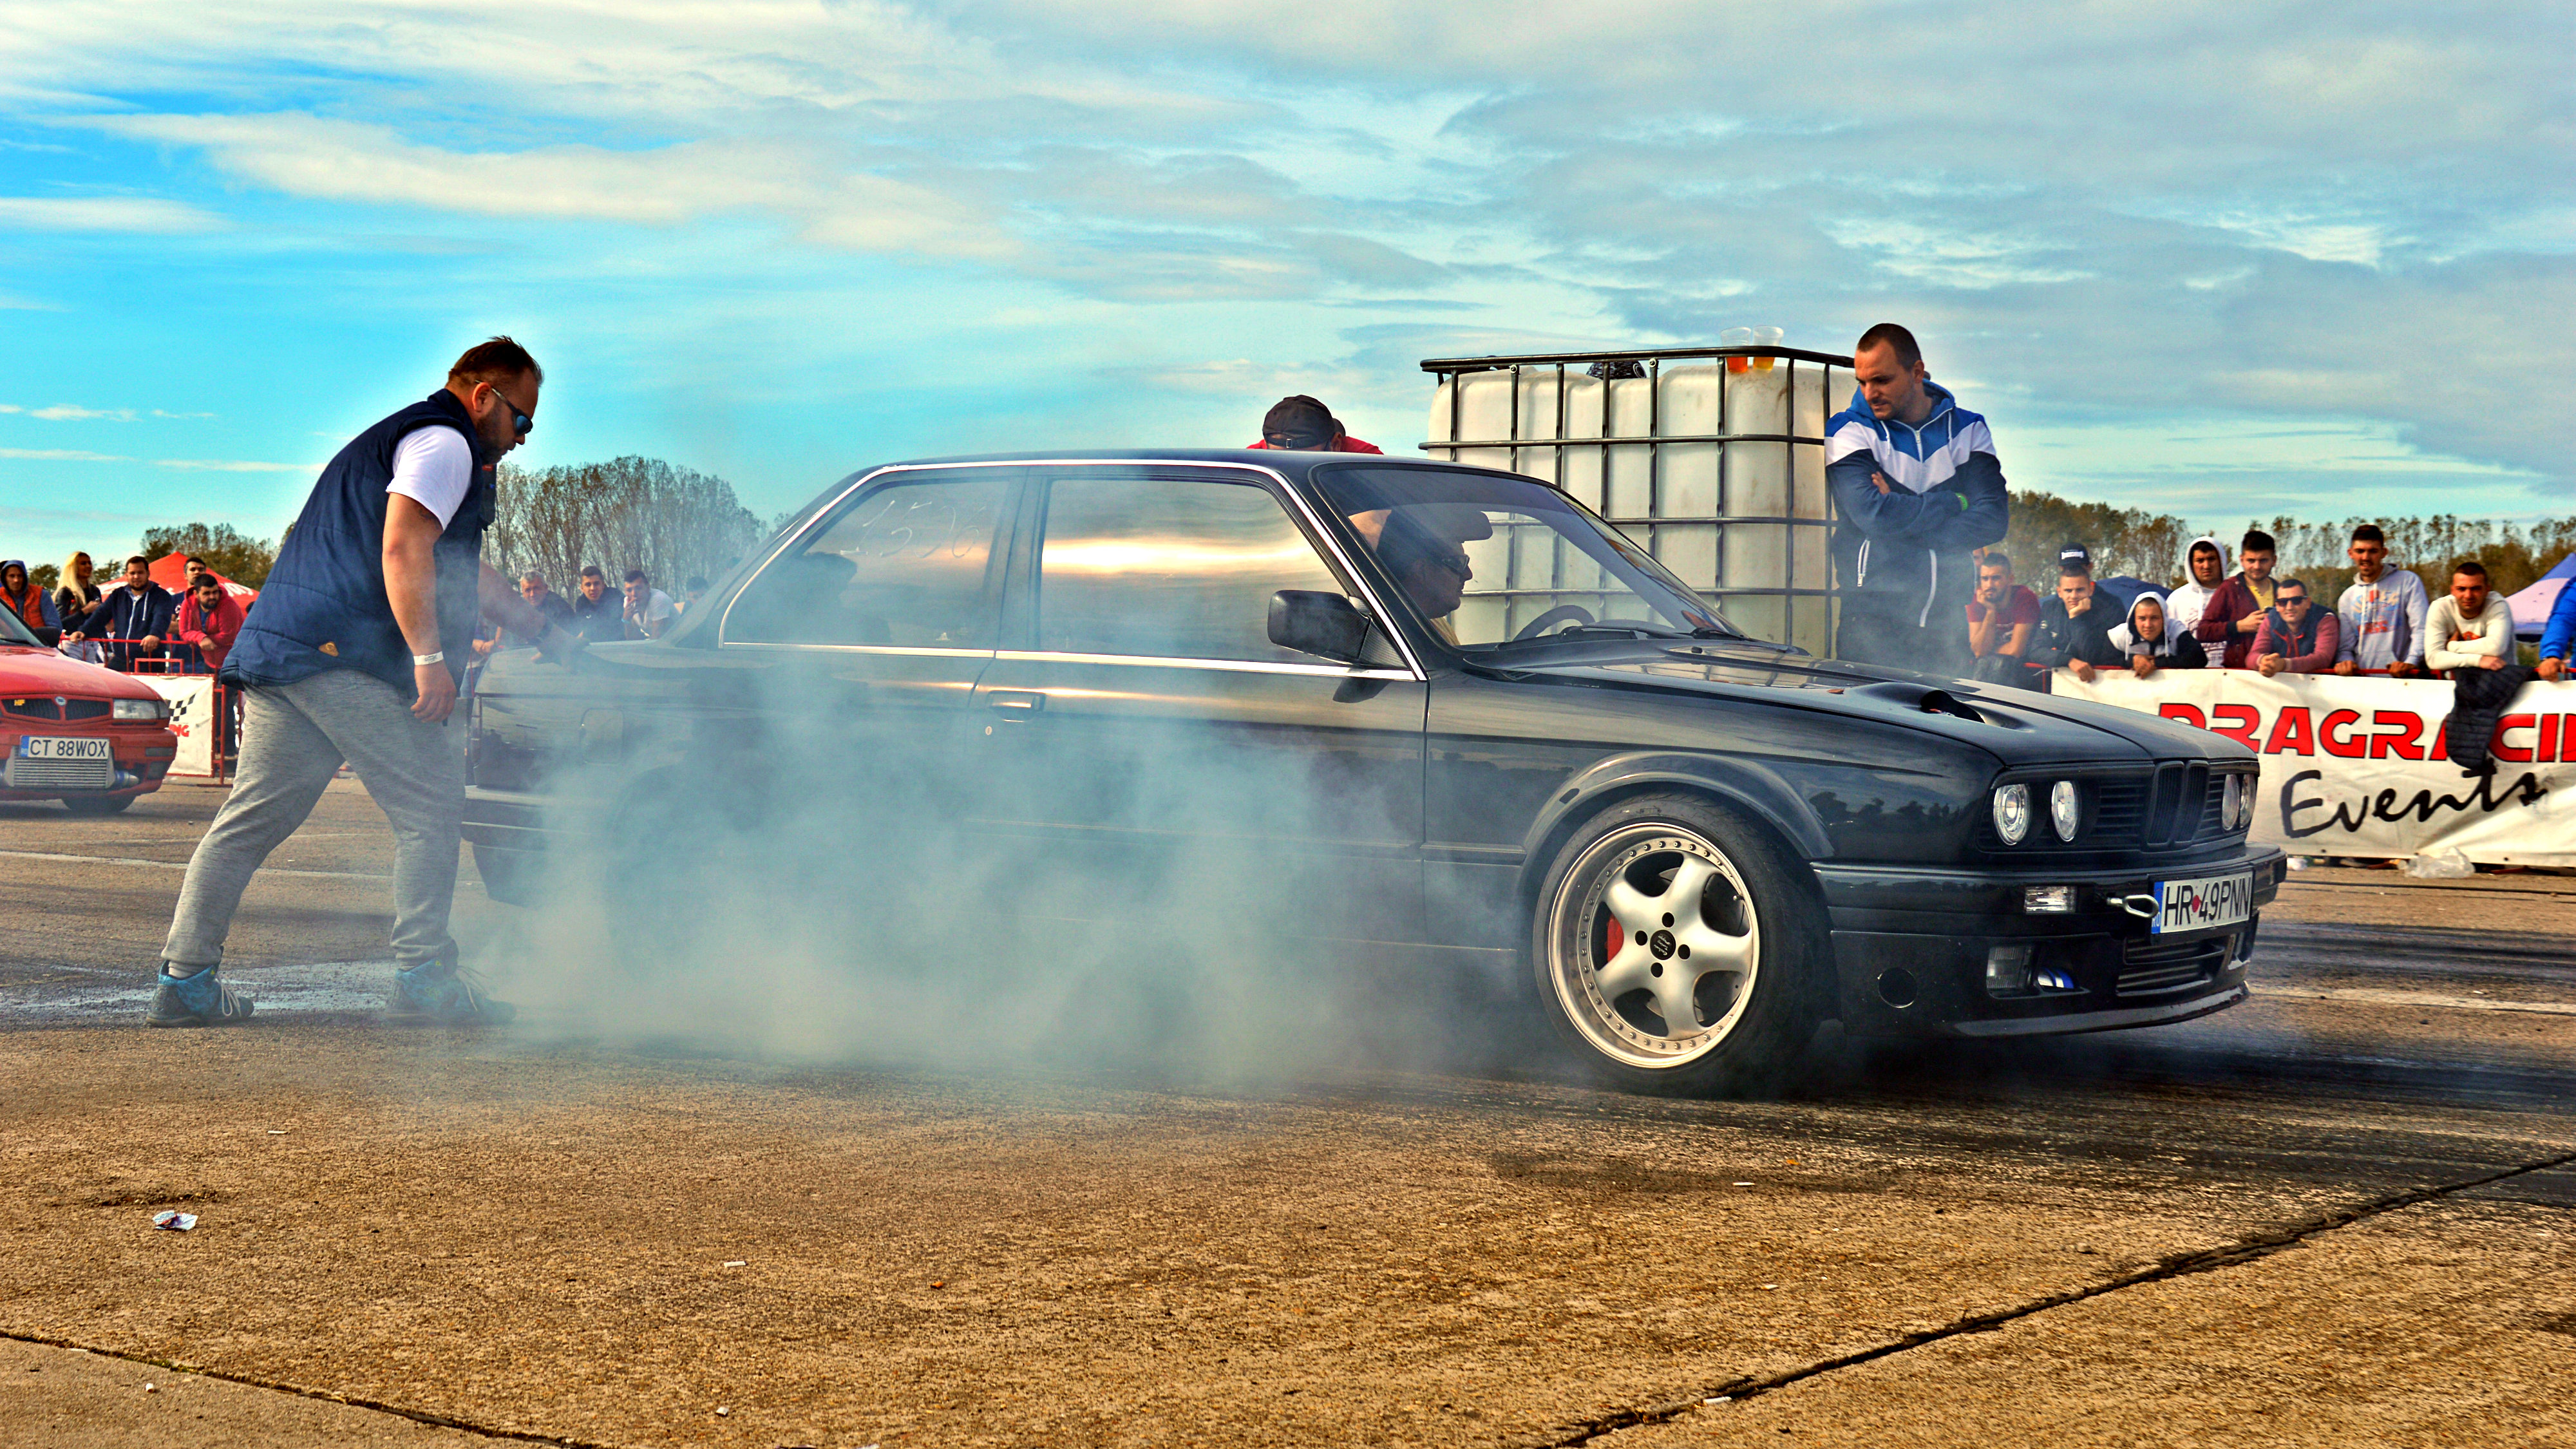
top-left (0, 601), bottom-right (39, 647)
top-left (1312, 464), bottom-right (1740, 650)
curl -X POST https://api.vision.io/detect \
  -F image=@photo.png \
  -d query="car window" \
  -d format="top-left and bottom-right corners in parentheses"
top-left (1037, 473), bottom-right (1346, 663)
top-left (725, 474), bottom-right (1012, 647)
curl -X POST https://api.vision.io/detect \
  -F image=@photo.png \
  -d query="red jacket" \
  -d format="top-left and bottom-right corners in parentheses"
top-left (1247, 435), bottom-right (1383, 454)
top-left (2191, 574), bottom-right (2270, 668)
top-left (174, 592), bottom-right (245, 670)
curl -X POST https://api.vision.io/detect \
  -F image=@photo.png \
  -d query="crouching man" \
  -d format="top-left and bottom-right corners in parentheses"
top-left (147, 337), bottom-right (585, 1027)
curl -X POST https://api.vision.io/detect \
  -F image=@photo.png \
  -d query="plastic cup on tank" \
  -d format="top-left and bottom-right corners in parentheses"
top-left (1750, 327), bottom-right (1783, 370)
top-left (1721, 328), bottom-right (1754, 374)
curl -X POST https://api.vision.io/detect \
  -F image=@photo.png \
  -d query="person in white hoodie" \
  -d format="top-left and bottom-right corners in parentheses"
top-left (2164, 536), bottom-right (2229, 641)
top-left (2330, 523), bottom-right (2428, 677)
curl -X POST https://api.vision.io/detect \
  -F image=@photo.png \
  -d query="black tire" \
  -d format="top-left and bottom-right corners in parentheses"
top-left (61, 793), bottom-right (136, 817)
top-left (1529, 791), bottom-right (1825, 1096)
top-left (472, 843), bottom-right (545, 907)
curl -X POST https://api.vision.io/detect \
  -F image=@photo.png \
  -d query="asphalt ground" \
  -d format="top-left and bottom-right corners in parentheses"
top-left (1, 779), bottom-right (2570, 1448)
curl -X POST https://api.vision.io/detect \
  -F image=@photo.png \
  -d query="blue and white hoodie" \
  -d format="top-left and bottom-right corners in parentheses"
top-left (1824, 380), bottom-right (2009, 628)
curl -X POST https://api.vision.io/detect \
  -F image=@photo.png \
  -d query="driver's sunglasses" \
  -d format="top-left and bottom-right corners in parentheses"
top-left (1430, 548), bottom-right (1472, 580)
top-left (488, 386), bottom-right (533, 437)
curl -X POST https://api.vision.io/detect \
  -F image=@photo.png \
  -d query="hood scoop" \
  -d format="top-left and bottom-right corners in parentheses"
top-left (1851, 680), bottom-right (2022, 728)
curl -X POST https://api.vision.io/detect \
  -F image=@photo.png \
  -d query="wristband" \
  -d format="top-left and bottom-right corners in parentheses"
top-left (412, 651), bottom-right (445, 667)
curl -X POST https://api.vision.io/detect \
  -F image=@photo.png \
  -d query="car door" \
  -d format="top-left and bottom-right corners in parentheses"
top-left (969, 464), bottom-right (1428, 942)
top-left (714, 465), bottom-right (1023, 829)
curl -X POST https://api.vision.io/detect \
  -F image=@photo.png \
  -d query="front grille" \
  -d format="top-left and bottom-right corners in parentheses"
top-left (3, 755), bottom-right (114, 790)
top-left (2117, 932), bottom-right (2233, 996)
top-left (4, 697), bottom-right (112, 723)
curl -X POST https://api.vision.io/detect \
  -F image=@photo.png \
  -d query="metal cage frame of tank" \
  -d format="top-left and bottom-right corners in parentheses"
top-left (1418, 345), bottom-right (1851, 657)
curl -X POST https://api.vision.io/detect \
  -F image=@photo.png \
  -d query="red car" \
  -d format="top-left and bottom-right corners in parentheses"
top-left (0, 608), bottom-right (178, 815)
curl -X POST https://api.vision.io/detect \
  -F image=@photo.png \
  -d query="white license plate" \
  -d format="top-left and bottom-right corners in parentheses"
top-left (2151, 873), bottom-right (2253, 935)
top-left (16, 735), bottom-right (112, 761)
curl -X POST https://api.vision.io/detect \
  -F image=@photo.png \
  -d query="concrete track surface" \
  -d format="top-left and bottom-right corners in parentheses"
top-left (2, 780), bottom-right (2570, 1448)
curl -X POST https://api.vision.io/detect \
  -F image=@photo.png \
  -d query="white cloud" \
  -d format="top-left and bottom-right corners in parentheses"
top-left (0, 447), bottom-right (131, 461)
top-left (0, 195), bottom-right (222, 232)
top-left (151, 408), bottom-right (217, 419)
top-left (27, 403), bottom-right (135, 421)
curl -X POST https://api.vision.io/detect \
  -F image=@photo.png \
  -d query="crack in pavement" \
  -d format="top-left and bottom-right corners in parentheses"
top-left (1533, 1146), bottom-right (2576, 1448)
top-left (0, 1330), bottom-right (615, 1448)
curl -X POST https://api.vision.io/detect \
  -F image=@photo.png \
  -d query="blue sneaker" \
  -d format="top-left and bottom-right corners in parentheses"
top-left (146, 965), bottom-right (255, 1028)
top-left (386, 956), bottom-right (516, 1026)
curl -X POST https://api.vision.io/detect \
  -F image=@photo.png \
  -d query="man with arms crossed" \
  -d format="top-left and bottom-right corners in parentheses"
top-left (146, 337), bottom-right (584, 1027)
top-left (1826, 324), bottom-right (2009, 674)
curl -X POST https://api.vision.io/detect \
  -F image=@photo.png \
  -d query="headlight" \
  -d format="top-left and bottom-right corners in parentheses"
top-left (112, 697), bottom-right (167, 722)
top-left (1992, 782), bottom-right (2031, 845)
top-left (2049, 780), bottom-right (2081, 842)
top-left (2223, 774), bottom-right (2244, 831)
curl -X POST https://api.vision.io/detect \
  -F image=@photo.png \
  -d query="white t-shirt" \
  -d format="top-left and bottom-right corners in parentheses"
top-left (626, 588), bottom-right (675, 637)
top-left (386, 425), bottom-right (474, 528)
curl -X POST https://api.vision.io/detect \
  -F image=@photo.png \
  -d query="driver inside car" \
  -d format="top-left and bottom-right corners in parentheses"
top-left (1349, 504), bottom-right (1493, 643)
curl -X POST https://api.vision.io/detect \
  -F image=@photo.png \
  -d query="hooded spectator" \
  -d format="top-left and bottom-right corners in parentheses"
top-left (2193, 529), bottom-right (2280, 668)
top-left (65, 554), bottom-right (178, 670)
top-left (2251, 578), bottom-right (2340, 676)
top-left (2108, 589), bottom-right (2206, 677)
top-left (2331, 524), bottom-right (2427, 677)
top-left (1247, 395), bottom-right (1383, 454)
top-left (1, 558), bottom-right (59, 632)
top-left (171, 572), bottom-right (245, 673)
top-left (2164, 536), bottom-right (2228, 640)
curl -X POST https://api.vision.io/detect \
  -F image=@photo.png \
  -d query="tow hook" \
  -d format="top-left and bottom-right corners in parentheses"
top-left (2114, 893), bottom-right (2159, 920)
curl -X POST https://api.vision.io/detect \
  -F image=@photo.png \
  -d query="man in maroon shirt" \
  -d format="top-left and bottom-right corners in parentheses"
top-left (171, 573), bottom-right (245, 674)
top-left (1247, 395), bottom-right (1382, 454)
top-left (1964, 550), bottom-right (2043, 687)
top-left (2193, 528), bottom-right (2281, 668)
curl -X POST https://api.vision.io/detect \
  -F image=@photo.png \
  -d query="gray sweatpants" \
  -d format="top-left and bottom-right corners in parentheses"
top-left (162, 669), bottom-right (465, 973)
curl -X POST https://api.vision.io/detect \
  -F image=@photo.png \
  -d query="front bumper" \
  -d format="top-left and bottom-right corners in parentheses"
top-left (1814, 846), bottom-right (2286, 1038)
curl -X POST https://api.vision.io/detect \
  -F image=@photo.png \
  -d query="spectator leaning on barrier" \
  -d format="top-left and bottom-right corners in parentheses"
top-left (171, 573), bottom-right (245, 674)
top-left (1964, 550), bottom-right (2043, 687)
top-left (2108, 589), bottom-right (2206, 677)
top-left (2252, 578), bottom-right (2339, 677)
top-left (2034, 563), bottom-right (2125, 683)
top-left (149, 336), bottom-right (585, 1030)
top-left (1247, 395), bottom-right (1383, 454)
top-left (2425, 561), bottom-right (2516, 676)
top-left (2535, 570), bottom-right (2576, 682)
top-left (2164, 536), bottom-right (2228, 640)
top-left (2427, 562), bottom-right (2532, 774)
top-left (505, 570), bottom-right (576, 647)
top-left (569, 564), bottom-right (618, 643)
top-left (621, 568), bottom-right (676, 639)
top-left (65, 554), bottom-right (178, 671)
top-left (2194, 529), bottom-right (2280, 669)
top-left (2331, 524), bottom-right (2427, 678)
top-left (1825, 323), bottom-right (2010, 673)
top-left (2, 558), bottom-right (59, 632)
top-left (678, 574), bottom-right (710, 614)
top-left (182, 555), bottom-right (209, 592)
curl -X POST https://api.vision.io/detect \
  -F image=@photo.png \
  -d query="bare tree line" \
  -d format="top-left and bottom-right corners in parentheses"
top-left (488, 456), bottom-right (766, 594)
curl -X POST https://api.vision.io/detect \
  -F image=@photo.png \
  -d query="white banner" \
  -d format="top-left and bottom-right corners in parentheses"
top-left (2055, 670), bottom-right (2576, 865)
top-left (140, 675), bottom-right (218, 777)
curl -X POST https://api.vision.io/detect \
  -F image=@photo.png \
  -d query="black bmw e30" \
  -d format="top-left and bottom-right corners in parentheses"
top-left (464, 451), bottom-right (2282, 1094)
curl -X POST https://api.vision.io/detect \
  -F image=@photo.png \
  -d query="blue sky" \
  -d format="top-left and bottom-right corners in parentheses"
top-left (3, 2), bottom-right (2569, 569)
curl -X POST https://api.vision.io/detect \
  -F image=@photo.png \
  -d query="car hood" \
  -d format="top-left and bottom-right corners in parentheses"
top-left (0, 644), bottom-right (166, 699)
top-left (1493, 642), bottom-right (2243, 766)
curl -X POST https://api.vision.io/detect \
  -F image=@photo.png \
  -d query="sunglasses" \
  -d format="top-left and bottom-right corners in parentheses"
top-left (487, 385), bottom-right (533, 437)
top-left (1264, 430), bottom-right (1330, 450)
top-left (2278, 593), bottom-right (2308, 606)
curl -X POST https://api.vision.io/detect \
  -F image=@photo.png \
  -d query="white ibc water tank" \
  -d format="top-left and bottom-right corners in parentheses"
top-left (1426, 356), bottom-right (1837, 656)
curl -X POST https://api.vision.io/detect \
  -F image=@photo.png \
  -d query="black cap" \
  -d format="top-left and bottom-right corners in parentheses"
top-left (1262, 395), bottom-right (1338, 444)
top-left (2058, 542), bottom-right (2092, 569)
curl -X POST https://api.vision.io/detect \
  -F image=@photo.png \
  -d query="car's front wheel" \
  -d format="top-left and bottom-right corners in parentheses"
top-left (61, 793), bottom-right (135, 817)
top-left (1531, 793), bottom-right (1824, 1095)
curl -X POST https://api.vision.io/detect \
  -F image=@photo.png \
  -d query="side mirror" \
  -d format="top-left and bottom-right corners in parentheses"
top-left (1267, 590), bottom-right (1371, 664)
top-left (33, 627), bottom-right (61, 647)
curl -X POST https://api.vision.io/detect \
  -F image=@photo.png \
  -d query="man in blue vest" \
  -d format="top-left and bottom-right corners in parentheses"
top-left (148, 337), bottom-right (584, 1027)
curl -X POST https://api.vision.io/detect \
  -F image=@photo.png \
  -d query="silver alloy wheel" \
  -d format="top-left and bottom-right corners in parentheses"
top-left (1546, 822), bottom-right (1761, 1068)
